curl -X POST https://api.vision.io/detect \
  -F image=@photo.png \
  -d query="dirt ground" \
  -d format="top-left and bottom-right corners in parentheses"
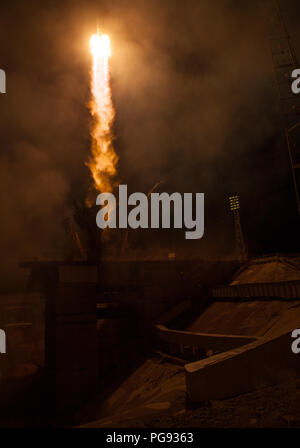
top-left (140, 378), bottom-right (300, 428)
top-left (81, 356), bottom-right (300, 428)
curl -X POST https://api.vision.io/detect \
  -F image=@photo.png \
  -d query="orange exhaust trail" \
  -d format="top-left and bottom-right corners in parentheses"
top-left (87, 30), bottom-right (118, 195)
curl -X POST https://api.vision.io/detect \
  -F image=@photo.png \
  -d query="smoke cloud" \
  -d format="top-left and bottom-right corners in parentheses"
top-left (0, 0), bottom-right (299, 287)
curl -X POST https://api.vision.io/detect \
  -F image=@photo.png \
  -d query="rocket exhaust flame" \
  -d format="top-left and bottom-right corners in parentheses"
top-left (87, 30), bottom-right (118, 196)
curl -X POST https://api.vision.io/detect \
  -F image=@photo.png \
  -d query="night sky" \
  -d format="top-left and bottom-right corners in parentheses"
top-left (1, 0), bottom-right (300, 286)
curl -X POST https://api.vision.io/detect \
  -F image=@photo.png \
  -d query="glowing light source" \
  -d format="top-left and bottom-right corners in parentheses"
top-left (90, 33), bottom-right (111, 58)
top-left (229, 195), bottom-right (240, 211)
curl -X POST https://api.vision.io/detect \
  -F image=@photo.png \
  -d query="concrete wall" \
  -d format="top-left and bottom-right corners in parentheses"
top-left (185, 329), bottom-right (300, 403)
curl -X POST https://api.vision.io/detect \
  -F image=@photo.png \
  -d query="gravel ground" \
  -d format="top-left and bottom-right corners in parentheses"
top-left (82, 355), bottom-right (300, 428)
top-left (126, 377), bottom-right (300, 428)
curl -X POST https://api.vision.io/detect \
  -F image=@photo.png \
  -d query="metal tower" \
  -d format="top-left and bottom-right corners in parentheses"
top-left (229, 195), bottom-right (248, 262)
top-left (268, 0), bottom-right (300, 215)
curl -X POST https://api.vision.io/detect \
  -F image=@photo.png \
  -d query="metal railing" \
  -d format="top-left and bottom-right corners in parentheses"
top-left (212, 280), bottom-right (300, 300)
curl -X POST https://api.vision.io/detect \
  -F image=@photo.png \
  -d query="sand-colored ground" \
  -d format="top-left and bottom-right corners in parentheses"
top-left (80, 357), bottom-right (186, 427)
top-left (188, 300), bottom-right (300, 337)
top-left (80, 355), bottom-right (300, 428)
top-left (231, 256), bottom-right (300, 285)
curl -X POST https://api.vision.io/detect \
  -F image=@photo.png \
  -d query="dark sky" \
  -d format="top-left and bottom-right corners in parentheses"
top-left (0, 0), bottom-right (300, 283)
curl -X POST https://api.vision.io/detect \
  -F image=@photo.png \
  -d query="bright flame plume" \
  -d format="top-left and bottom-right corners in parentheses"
top-left (87, 30), bottom-right (118, 195)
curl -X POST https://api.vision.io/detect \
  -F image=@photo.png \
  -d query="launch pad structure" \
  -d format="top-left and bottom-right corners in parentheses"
top-left (269, 0), bottom-right (300, 215)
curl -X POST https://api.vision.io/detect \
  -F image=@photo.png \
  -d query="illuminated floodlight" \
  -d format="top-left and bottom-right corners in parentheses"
top-left (229, 195), bottom-right (240, 211)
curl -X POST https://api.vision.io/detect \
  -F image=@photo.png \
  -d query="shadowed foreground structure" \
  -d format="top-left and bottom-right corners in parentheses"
top-left (0, 255), bottom-right (300, 427)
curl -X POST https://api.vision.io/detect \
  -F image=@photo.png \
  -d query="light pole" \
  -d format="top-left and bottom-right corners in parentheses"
top-left (229, 194), bottom-right (248, 263)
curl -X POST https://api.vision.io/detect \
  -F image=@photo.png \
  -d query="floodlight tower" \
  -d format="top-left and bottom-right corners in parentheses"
top-left (229, 195), bottom-right (248, 262)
